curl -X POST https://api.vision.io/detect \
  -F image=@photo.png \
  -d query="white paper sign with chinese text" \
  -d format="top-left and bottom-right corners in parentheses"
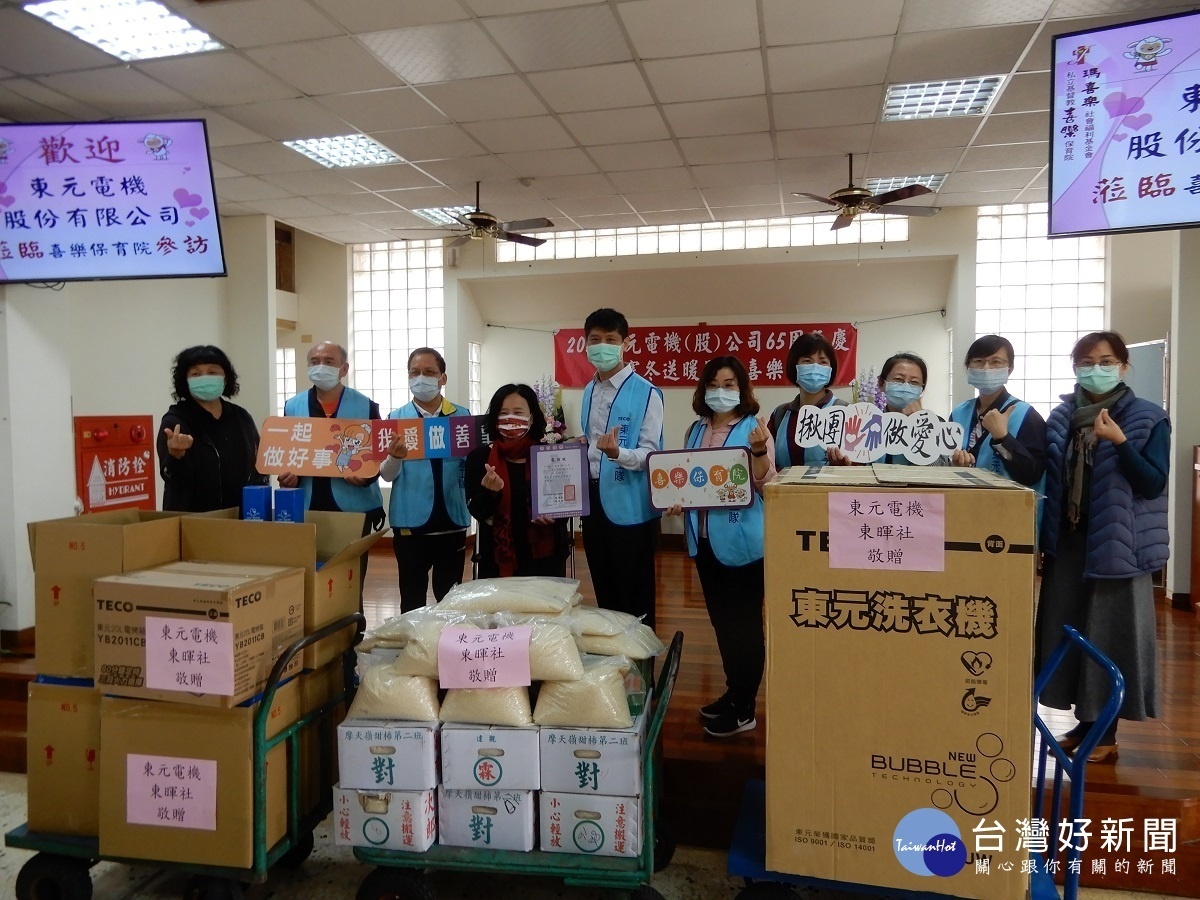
top-left (827, 492), bottom-right (946, 572)
top-left (647, 447), bottom-right (755, 510)
top-left (126, 754), bottom-right (218, 830)
top-left (437, 626), bottom-right (533, 689)
top-left (145, 616), bottom-right (234, 695)
top-left (793, 402), bottom-right (963, 465)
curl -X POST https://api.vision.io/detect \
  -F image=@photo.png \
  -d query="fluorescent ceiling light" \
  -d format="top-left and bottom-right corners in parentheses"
top-left (24, 0), bottom-right (222, 61)
top-left (413, 206), bottom-right (474, 226)
top-left (865, 173), bottom-right (947, 194)
top-left (284, 135), bottom-right (402, 169)
top-left (882, 76), bottom-right (1004, 121)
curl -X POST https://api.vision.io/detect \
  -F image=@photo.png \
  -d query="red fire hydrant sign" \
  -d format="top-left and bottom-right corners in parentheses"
top-left (74, 415), bottom-right (156, 513)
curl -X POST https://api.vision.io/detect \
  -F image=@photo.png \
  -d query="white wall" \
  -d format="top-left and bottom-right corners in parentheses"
top-left (279, 229), bottom-right (352, 378)
top-left (1110, 230), bottom-right (1173, 345)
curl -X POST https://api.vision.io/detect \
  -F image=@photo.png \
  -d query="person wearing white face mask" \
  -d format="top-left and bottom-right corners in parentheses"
top-left (876, 352), bottom-right (936, 465)
top-left (379, 347), bottom-right (472, 611)
top-left (1037, 331), bottom-right (1171, 766)
top-left (768, 332), bottom-right (848, 467)
top-left (948, 334), bottom-right (1047, 488)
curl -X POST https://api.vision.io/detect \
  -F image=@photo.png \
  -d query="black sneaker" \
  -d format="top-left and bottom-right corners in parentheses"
top-left (704, 711), bottom-right (756, 738)
top-left (699, 694), bottom-right (734, 721)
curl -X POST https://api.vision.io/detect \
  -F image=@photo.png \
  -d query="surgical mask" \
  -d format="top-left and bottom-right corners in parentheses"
top-left (586, 343), bottom-right (622, 372)
top-left (966, 367), bottom-right (1009, 394)
top-left (795, 363), bottom-right (832, 394)
top-left (704, 388), bottom-right (740, 413)
top-left (1076, 364), bottom-right (1122, 395)
top-left (409, 375), bottom-right (441, 403)
top-left (187, 375), bottom-right (225, 402)
top-left (307, 364), bottom-right (341, 392)
top-left (884, 382), bottom-right (923, 409)
top-left (497, 414), bottom-right (531, 439)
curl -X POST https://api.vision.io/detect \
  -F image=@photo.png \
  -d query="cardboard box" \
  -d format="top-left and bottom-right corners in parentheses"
top-left (93, 561), bottom-right (305, 707)
top-left (763, 465), bottom-right (1035, 900)
top-left (539, 713), bottom-right (646, 796)
top-left (28, 510), bottom-right (184, 678)
top-left (299, 661), bottom-right (348, 814)
top-left (98, 678), bottom-right (300, 869)
top-left (441, 724), bottom-right (540, 790)
top-left (26, 681), bottom-right (102, 836)
top-left (539, 792), bottom-right (640, 858)
top-left (438, 787), bottom-right (535, 852)
top-left (181, 512), bottom-right (379, 669)
top-left (337, 719), bottom-right (438, 791)
top-left (333, 785), bottom-right (436, 852)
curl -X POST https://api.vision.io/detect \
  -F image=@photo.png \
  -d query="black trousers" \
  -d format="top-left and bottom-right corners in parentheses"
top-left (582, 480), bottom-right (658, 630)
top-left (392, 530), bottom-right (466, 613)
top-left (693, 537), bottom-right (765, 717)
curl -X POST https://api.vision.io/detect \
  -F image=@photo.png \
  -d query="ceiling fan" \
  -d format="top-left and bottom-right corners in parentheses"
top-left (792, 154), bottom-right (941, 230)
top-left (393, 181), bottom-right (553, 248)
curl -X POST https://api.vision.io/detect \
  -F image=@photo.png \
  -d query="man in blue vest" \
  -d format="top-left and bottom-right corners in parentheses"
top-left (580, 308), bottom-right (664, 629)
top-left (379, 347), bottom-right (471, 612)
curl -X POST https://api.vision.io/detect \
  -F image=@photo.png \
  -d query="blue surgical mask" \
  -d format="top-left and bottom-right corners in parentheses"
top-left (795, 363), bottom-right (832, 394)
top-left (1076, 364), bottom-right (1121, 395)
top-left (308, 364), bottom-right (341, 392)
top-left (884, 382), bottom-right (923, 409)
top-left (188, 375), bottom-right (225, 401)
top-left (586, 342), bottom-right (622, 372)
top-left (966, 368), bottom-right (1009, 394)
top-left (704, 388), bottom-right (740, 413)
top-left (409, 375), bottom-right (441, 402)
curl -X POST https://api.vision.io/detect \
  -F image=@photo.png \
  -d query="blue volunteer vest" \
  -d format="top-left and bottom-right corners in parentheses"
top-left (386, 400), bottom-right (471, 529)
top-left (773, 393), bottom-right (846, 468)
top-left (284, 387), bottom-right (384, 513)
top-left (581, 372), bottom-right (663, 526)
top-left (684, 417), bottom-right (765, 567)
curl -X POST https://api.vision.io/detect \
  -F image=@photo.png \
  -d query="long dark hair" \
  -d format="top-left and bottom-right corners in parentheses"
top-left (485, 384), bottom-right (547, 442)
top-left (171, 345), bottom-right (238, 402)
top-left (692, 356), bottom-right (760, 418)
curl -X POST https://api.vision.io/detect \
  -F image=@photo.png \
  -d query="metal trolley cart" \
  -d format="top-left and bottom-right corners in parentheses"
top-left (353, 631), bottom-right (683, 900)
top-left (6, 613), bottom-right (366, 900)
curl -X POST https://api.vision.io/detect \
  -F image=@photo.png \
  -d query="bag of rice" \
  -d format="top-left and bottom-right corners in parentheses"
top-left (566, 605), bottom-right (642, 637)
top-left (533, 655), bottom-right (633, 728)
top-left (493, 613), bottom-right (583, 682)
top-left (347, 666), bottom-right (440, 721)
top-left (387, 608), bottom-right (491, 678)
top-left (440, 686), bottom-right (533, 726)
top-left (437, 576), bottom-right (581, 614)
top-left (575, 621), bottom-right (665, 660)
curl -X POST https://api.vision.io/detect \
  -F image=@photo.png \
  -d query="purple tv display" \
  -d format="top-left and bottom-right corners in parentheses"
top-left (1050, 10), bottom-right (1200, 237)
top-left (0, 119), bottom-right (226, 284)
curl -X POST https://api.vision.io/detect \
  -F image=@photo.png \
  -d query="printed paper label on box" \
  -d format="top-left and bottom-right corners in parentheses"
top-left (126, 753), bottom-right (217, 830)
top-left (437, 626), bottom-right (532, 688)
top-left (827, 492), bottom-right (945, 572)
top-left (144, 616), bottom-right (234, 695)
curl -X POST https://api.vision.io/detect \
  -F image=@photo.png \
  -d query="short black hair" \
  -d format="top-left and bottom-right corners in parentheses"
top-left (171, 345), bottom-right (238, 402)
top-left (583, 308), bottom-right (629, 339)
top-left (878, 352), bottom-right (928, 387)
top-left (408, 347), bottom-right (446, 373)
top-left (1071, 331), bottom-right (1129, 365)
top-left (485, 383), bottom-right (546, 442)
top-left (785, 333), bottom-right (839, 386)
top-left (964, 335), bottom-right (1015, 369)
top-left (692, 355), bottom-right (760, 419)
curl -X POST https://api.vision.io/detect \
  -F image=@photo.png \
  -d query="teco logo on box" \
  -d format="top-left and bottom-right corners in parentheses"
top-left (235, 591), bottom-right (263, 608)
top-left (96, 599), bottom-right (134, 612)
top-left (794, 530), bottom-right (829, 552)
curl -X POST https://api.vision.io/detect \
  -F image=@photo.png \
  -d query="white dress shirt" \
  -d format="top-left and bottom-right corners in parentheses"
top-left (585, 364), bottom-right (665, 479)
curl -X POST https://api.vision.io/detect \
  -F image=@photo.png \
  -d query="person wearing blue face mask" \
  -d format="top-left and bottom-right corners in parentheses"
top-left (948, 334), bottom-right (1047, 488)
top-left (877, 352), bottom-right (934, 465)
top-left (158, 344), bottom-right (268, 512)
top-left (1037, 331), bottom-right (1170, 766)
top-left (767, 333), bottom-right (849, 467)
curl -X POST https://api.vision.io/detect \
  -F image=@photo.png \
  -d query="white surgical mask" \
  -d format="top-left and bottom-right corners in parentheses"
top-left (704, 388), bottom-right (740, 413)
top-left (308, 364), bottom-right (341, 392)
top-left (410, 375), bottom-right (441, 402)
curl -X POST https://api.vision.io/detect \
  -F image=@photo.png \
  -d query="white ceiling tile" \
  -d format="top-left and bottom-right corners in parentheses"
top-left (1016, 13), bottom-right (1154, 73)
top-left (625, 189), bottom-right (706, 211)
top-left (680, 132), bottom-right (774, 165)
top-left (309, 0), bottom-right (469, 30)
top-left (285, 214), bottom-right (360, 233)
top-left (663, 97), bottom-right (769, 138)
top-left (527, 63), bottom-right (653, 112)
top-left (247, 196), bottom-right (336, 219)
top-left (443, 178), bottom-right (531, 203)
top-left (643, 51), bottom-right (764, 104)
top-left (464, 116), bottom-right (575, 154)
top-left (260, 170), bottom-right (368, 194)
top-left (865, 148), bottom-right (963, 177)
top-left (768, 37), bottom-right (893, 93)
top-left (0, 82), bottom-right (64, 120)
top-left (216, 177), bottom-right (295, 202)
top-left (317, 88), bottom-right (449, 133)
top-left (308, 192), bottom-right (404, 214)
top-left (936, 189), bottom-right (1023, 206)
top-left (467, 0), bottom-right (605, 13)
top-left (211, 141), bottom-right (326, 176)
top-left (691, 160), bottom-right (779, 188)
top-left (960, 142), bottom-right (1048, 171)
top-left (419, 76), bottom-right (548, 122)
top-left (772, 86), bottom-right (883, 130)
top-left (941, 168), bottom-right (1042, 193)
top-left (484, 7), bottom-right (632, 72)
top-left (1, 78), bottom-right (105, 118)
top-left (639, 209), bottom-right (709, 225)
top-left (570, 213), bottom-right (648, 228)
top-left (0, 66), bottom-right (15, 79)
top-left (974, 111), bottom-right (1049, 145)
top-left (38, 68), bottom-right (196, 117)
top-left (560, 107), bottom-right (671, 145)
top-left (608, 167), bottom-right (696, 192)
top-left (618, 0), bottom-right (761, 58)
top-left (587, 141), bottom-right (684, 172)
top-left (777, 124), bottom-right (874, 159)
top-left (415, 156), bottom-right (517, 184)
top-left (763, 0), bottom-right (903, 44)
top-left (246, 37), bottom-right (402, 96)
top-left (870, 116), bottom-right (980, 152)
top-left (552, 195), bottom-right (633, 217)
top-left (373, 125), bottom-right (486, 162)
top-left (210, 161), bottom-right (245, 179)
top-left (361, 22), bottom-right (512, 85)
top-left (1048, 0), bottom-right (1191, 17)
top-left (530, 173), bottom-right (618, 198)
top-left (887, 25), bottom-right (1038, 83)
top-left (778, 155), bottom-right (862, 188)
top-left (147, 110), bottom-right (267, 148)
top-left (701, 184), bottom-right (782, 207)
top-left (992, 71), bottom-right (1050, 115)
top-left (137, 53), bottom-right (300, 107)
top-left (899, 0), bottom-right (1050, 33)
top-left (166, 0), bottom-right (342, 48)
top-left (342, 165), bottom-right (442, 191)
top-left (711, 204), bottom-right (784, 220)
top-left (215, 201), bottom-right (257, 217)
top-left (0, 8), bottom-right (114, 75)
top-left (219, 98), bottom-right (356, 142)
top-left (370, 186), bottom-right (474, 210)
top-left (497, 147), bottom-right (599, 176)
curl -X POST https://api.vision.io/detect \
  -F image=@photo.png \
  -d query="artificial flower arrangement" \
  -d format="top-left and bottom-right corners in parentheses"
top-left (533, 374), bottom-right (567, 443)
top-left (850, 366), bottom-right (887, 410)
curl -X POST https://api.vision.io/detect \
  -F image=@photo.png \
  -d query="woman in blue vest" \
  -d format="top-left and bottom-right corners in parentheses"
top-left (767, 332), bottom-right (848, 467)
top-left (668, 356), bottom-right (775, 738)
top-left (877, 352), bottom-right (931, 465)
top-left (1037, 332), bottom-right (1170, 765)
top-left (948, 334), bottom-right (1047, 488)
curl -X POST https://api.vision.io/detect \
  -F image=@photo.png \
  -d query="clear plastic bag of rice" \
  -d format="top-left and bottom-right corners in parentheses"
top-left (575, 621), bottom-right (665, 660)
top-left (355, 646), bottom-right (403, 681)
top-left (436, 576), bottom-right (582, 614)
top-left (566, 605), bottom-right (642, 637)
top-left (440, 686), bottom-right (533, 726)
top-left (493, 613), bottom-right (583, 682)
top-left (533, 654), bottom-right (633, 728)
top-left (387, 607), bottom-right (492, 678)
top-left (347, 665), bottom-right (440, 721)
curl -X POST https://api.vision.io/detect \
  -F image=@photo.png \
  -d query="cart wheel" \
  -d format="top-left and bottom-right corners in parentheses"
top-left (653, 821), bottom-right (676, 872)
top-left (277, 830), bottom-right (315, 868)
top-left (356, 867), bottom-right (435, 900)
top-left (190, 877), bottom-right (244, 900)
top-left (15, 853), bottom-right (93, 900)
top-left (736, 882), bottom-right (800, 900)
top-left (630, 886), bottom-right (666, 900)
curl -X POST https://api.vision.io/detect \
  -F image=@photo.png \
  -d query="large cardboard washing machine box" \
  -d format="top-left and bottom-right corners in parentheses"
top-left (93, 561), bottom-right (305, 707)
top-left (763, 465), bottom-right (1036, 900)
top-left (180, 511), bottom-right (379, 669)
top-left (98, 678), bottom-right (300, 869)
top-left (26, 681), bottom-right (102, 836)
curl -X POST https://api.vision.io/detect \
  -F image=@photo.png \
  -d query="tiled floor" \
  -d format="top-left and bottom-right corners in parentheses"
top-left (0, 772), bottom-right (1182, 900)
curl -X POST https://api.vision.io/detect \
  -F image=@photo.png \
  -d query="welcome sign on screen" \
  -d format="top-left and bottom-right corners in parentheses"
top-left (0, 119), bottom-right (226, 283)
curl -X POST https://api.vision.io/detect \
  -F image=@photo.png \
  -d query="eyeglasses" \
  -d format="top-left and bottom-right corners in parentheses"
top-left (967, 356), bottom-right (1010, 370)
top-left (1076, 357), bottom-right (1122, 367)
top-left (886, 377), bottom-right (924, 387)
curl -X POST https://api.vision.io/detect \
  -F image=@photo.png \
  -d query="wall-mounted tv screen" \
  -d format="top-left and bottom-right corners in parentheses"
top-left (0, 119), bottom-right (226, 284)
top-left (1050, 10), bottom-right (1200, 237)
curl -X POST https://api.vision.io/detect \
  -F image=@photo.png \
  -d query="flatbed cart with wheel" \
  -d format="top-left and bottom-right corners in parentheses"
top-left (6, 612), bottom-right (366, 900)
top-left (353, 630), bottom-right (683, 900)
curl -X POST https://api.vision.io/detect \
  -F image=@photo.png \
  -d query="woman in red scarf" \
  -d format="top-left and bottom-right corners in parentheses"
top-left (465, 383), bottom-right (570, 577)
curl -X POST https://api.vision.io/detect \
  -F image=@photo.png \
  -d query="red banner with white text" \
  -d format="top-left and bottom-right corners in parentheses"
top-left (553, 323), bottom-right (857, 389)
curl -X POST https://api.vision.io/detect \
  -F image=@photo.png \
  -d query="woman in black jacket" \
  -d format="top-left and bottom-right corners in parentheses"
top-left (157, 345), bottom-right (267, 512)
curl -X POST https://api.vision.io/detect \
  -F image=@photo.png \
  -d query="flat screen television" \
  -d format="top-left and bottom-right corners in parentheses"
top-left (0, 119), bottom-right (226, 283)
top-left (1049, 10), bottom-right (1200, 237)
